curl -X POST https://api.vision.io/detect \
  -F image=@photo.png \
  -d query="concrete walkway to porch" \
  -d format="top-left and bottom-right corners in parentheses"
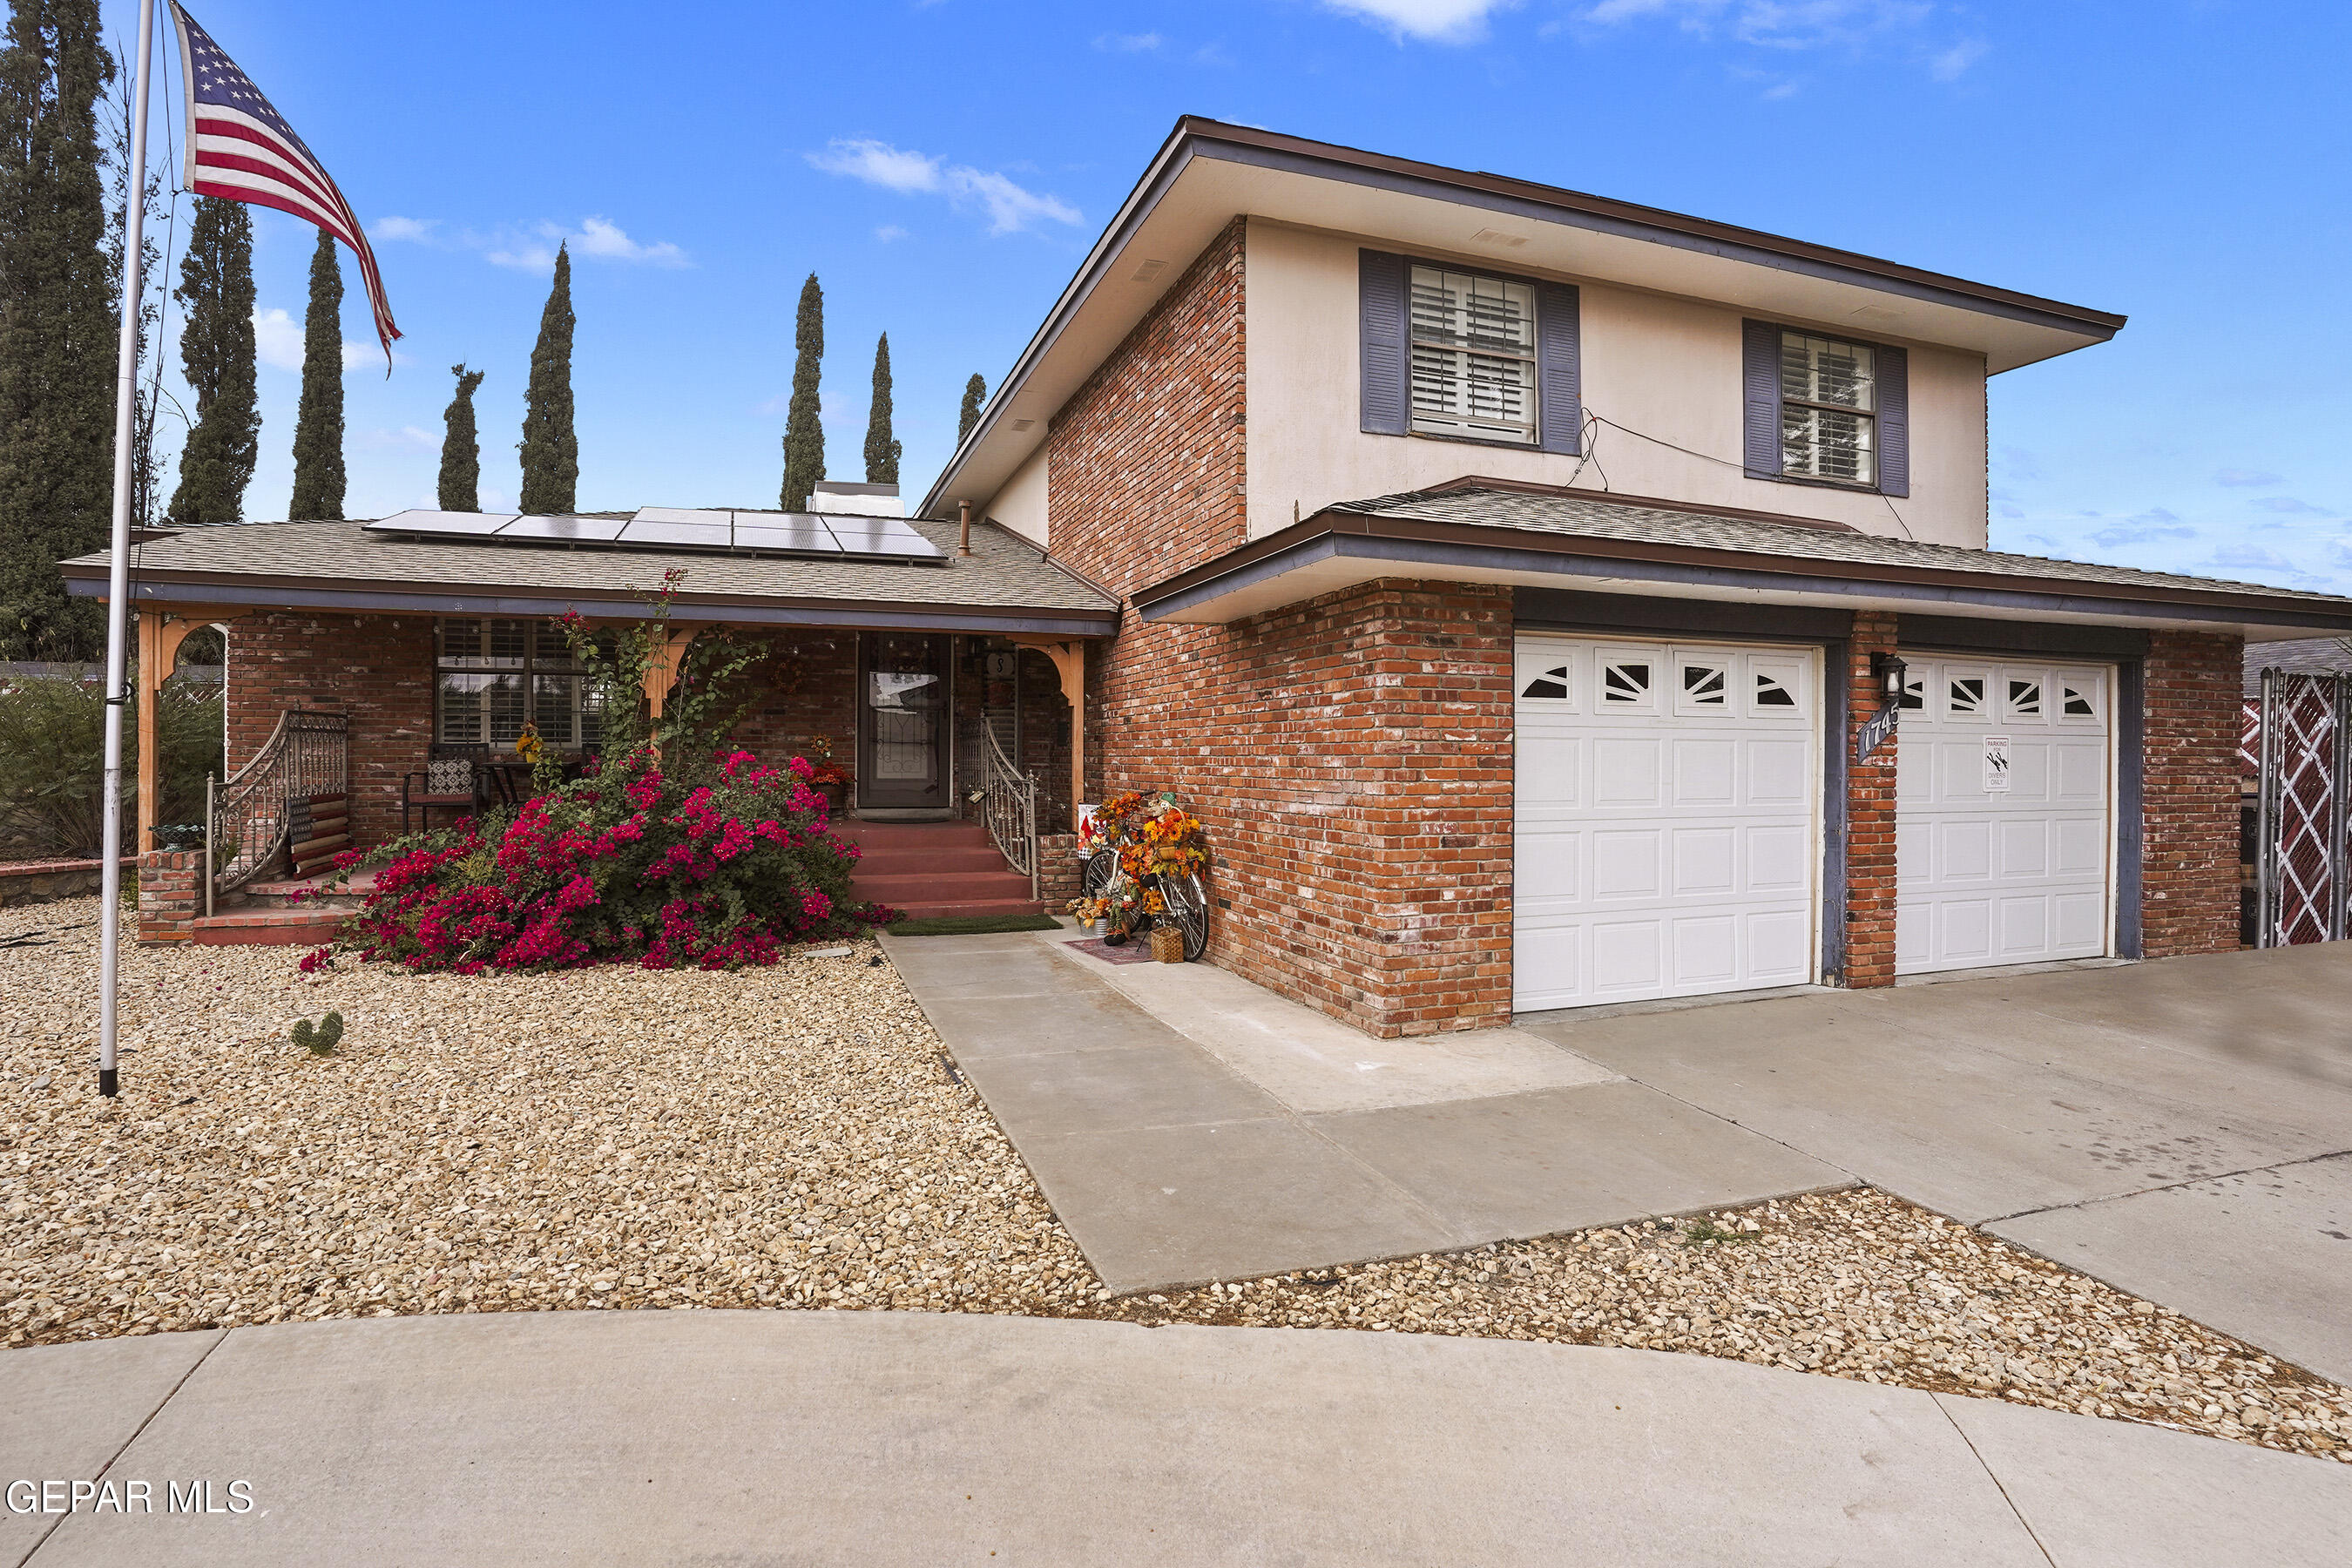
top-left (880, 924), bottom-right (1848, 1294)
top-left (1517, 942), bottom-right (2352, 1386)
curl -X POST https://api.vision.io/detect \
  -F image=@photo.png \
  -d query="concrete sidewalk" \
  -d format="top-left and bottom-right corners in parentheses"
top-left (883, 927), bottom-right (1845, 1293)
top-left (1518, 941), bottom-right (2352, 1384)
top-left (5, 1312), bottom-right (2346, 1566)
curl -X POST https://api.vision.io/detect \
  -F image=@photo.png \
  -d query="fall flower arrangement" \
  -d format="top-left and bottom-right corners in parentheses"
top-left (1084, 790), bottom-right (1206, 936)
top-left (804, 734), bottom-right (853, 788)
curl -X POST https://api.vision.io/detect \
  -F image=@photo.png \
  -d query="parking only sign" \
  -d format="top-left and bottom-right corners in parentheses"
top-left (1983, 735), bottom-right (2012, 793)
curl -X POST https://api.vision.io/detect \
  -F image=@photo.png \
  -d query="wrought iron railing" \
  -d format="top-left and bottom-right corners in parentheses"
top-left (205, 709), bottom-right (348, 911)
top-left (977, 721), bottom-right (1038, 901)
top-left (2245, 671), bottom-right (2350, 947)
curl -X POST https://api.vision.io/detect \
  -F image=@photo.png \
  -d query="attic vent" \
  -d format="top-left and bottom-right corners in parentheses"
top-left (1010, 418), bottom-right (1037, 432)
top-left (1848, 304), bottom-right (1900, 323)
top-left (1131, 259), bottom-right (1169, 282)
top-left (1470, 228), bottom-right (1528, 249)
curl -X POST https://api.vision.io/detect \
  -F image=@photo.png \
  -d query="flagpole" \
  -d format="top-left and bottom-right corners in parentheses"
top-left (97, 0), bottom-right (159, 1100)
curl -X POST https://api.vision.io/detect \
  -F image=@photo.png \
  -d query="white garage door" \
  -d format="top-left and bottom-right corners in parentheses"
top-left (1896, 658), bottom-right (2113, 975)
top-left (1513, 635), bottom-right (1821, 1011)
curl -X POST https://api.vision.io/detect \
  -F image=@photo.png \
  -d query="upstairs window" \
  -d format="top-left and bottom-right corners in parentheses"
top-left (1779, 331), bottom-right (1876, 485)
top-left (1361, 250), bottom-right (1579, 454)
top-left (1742, 319), bottom-right (1909, 497)
top-left (1409, 266), bottom-right (1538, 445)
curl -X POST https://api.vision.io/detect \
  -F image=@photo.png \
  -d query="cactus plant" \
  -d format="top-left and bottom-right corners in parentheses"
top-left (291, 1010), bottom-right (344, 1056)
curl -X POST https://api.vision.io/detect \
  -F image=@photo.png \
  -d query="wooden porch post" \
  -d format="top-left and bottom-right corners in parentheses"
top-left (1012, 639), bottom-right (1087, 829)
top-left (642, 625), bottom-right (704, 741)
top-left (133, 607), bottom-right (210, 852)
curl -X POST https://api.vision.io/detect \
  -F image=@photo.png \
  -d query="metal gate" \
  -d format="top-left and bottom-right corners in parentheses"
top-left (2241, 671), bottom-right (2350, 946)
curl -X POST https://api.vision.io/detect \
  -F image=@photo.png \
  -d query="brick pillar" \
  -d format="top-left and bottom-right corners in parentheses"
top-left (1842, 612), bottom-right (1900, 988)
top-left (2142, 629), bottom-right (2244, 957)
top-left (137, 849), bottom-right (202, 945)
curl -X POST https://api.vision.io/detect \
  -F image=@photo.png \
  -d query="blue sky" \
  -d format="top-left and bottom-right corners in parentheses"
top-left (105, 1), bottom-right (2352, 592)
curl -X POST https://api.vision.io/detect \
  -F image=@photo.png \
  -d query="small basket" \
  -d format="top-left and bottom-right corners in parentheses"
top-left (1150, 924), bottom-right (1185, 963)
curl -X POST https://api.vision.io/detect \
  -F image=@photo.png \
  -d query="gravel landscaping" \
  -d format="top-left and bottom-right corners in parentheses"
top-left (3, 895), bottom-right (2346, 1466)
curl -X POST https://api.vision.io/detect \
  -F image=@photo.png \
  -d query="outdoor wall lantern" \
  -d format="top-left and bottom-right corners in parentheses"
top-left (1870, 651), bottom-right (1909, 706)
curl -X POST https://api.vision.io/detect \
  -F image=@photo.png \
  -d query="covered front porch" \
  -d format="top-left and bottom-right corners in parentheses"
top-left (63, 510), bottom-right (1117, 940)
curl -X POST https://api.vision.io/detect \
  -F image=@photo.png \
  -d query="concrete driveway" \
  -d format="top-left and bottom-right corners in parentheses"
top-left (5, 1312), bottom-right (2346, 1567)
top-left (1518, 943), bottom-right (2352, 1384)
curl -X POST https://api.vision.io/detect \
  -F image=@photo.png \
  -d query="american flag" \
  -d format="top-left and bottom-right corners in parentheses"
top-left (169, 3), bottom-right (401, 362)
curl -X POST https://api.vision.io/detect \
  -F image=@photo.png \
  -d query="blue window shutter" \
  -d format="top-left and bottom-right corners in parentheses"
top-left (1360, 250), bottom-right (1409, 436)
top-left (1876, 343), bottom-right (1909, 497)
top-left (1742, 319), bottom-right (1781, 478)
top-left (1536, 281), bottom-right (1581, 456)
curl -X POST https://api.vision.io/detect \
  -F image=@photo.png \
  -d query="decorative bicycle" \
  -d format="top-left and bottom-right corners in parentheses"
top-left (1078, 792), bottom-right (1209, 962)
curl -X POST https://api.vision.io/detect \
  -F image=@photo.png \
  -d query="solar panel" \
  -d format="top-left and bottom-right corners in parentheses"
top-left (366, 510), bottom-right (522, 538)
top-left (501, 514), bottom-right (625, 543)
top-left (823, 514), bottom-right (944, 560)
top-left (618, 507), bottom-right (733, 550)
top-left (731, 514), bottom-right (842, 555)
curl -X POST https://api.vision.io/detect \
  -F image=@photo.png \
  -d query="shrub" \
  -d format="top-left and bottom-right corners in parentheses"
top-left (0, 671), bottom-right (223, 857)
top-left (326, 572), bottom-right (895, 972)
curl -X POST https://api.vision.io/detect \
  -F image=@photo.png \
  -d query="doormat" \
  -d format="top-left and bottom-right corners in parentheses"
top-left (1068, 936), bottom-right (1158, 966)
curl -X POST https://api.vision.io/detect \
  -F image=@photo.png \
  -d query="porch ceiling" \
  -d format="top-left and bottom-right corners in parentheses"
top-left (60, 514), bottom-right (1119, 639)
top-left (1132, 485), bottom-right (2352, 642)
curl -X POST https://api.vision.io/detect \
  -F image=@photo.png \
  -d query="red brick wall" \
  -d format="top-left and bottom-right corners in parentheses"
top-left (224, 612), bottom-right (434, 850)
top-left (1844, 612), bottom-right (1900, 988)
top-left (2141, 629), bottom-right (2244, 957)
top-left (136, 848), bottom-right (201, 944)
top-left (727, 629), bottom-right (858, 777)
top-left (1045, 216), bottom-right (1518, 1036)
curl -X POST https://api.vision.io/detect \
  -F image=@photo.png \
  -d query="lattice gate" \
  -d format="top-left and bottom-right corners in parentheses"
top-left (2240, 671), bottom-right (2350, 947)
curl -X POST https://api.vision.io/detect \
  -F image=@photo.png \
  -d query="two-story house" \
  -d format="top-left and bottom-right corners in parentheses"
top-left (917, 118), bottom-right (2352, 1036)
top-left (78, 118), bottom-right (2352, 1025)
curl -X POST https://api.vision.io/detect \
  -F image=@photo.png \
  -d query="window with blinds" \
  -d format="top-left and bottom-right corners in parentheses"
top-left (1409, 265), bottom-right (1538, 444)
top-left (435, 618), bottom-right (605, 748)
top-left (1778, 330), bottom-right (1876, 484)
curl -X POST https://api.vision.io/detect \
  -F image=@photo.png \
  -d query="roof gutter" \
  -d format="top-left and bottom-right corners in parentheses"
top-left (1131, 511), bottom-right (2352, 635)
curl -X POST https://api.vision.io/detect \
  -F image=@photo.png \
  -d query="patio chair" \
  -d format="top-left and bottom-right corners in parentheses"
top-left (402, 741), bottom-right (490, 834)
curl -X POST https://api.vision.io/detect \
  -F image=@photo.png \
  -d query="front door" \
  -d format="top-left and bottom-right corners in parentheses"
top-left (857, 633), bottom-right (951, 811)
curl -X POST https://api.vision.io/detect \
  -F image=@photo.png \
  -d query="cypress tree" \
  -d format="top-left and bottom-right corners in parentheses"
top-left (437, 362), bottom-right (484, 511)
top-left (517, 242), bottom-right (576, 514)
top-left (287, 230), bottom-right (345, 519)
top-left (862, 332), bottom-right (899, 484)
top-left (957, 373), bottom-right (985, 444)
top-left (779, 272), bottom-right (823, 510)
top-left (166, 196), bottom-right (258, 526)
top-left (0, 0), bottom-right (117, 659)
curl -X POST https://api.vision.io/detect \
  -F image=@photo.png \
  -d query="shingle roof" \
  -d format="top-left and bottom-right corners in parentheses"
top-left (2243, 637), bottom-right (2352, 695)
top-left (1325, 486), bottom-right (2352, 608)
top-left (63, 513), bottom-right (1118, 615)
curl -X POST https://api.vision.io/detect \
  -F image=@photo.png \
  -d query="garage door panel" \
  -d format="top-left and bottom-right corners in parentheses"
top-left (1516, 828), bottom-right (1583, 905)
top-left (1745, 825), bottom-right (1811, 893)
top-left (1592, 737), bottom-right (1663, 807)
top-left (1517, 734), bottom-right (1583, 811)
top-left (1673, 740), bottom-right (1736, 806)
top-left (1671, 916), bottom-right (1737, 985)
top-left (1515, 635), bottom-right (1820, 1010)
top-left (1672, 828), bottom-right (1736, 896)
top-left (1897, 657), bottom-right (2112, 976)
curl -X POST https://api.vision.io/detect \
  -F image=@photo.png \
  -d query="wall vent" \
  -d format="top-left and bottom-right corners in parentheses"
top-left (1470, 228), bottom-right (1529, 249)
top-left (1131, 259), bottom-right (1169, 282)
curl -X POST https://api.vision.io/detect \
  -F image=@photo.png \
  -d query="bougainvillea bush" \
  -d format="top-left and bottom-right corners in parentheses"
top-left (309, 571), bottom-right (895, 974)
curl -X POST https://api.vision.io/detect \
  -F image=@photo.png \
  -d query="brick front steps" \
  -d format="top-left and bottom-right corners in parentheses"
top-left (193, 908), bottom-right (351, 946)
top-left (836, 819), bottom-right (1047, 920)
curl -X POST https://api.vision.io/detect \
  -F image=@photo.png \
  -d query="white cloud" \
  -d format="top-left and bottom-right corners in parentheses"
top-left (1323, 0), bottom-right (1517, 43)
top-left (372, 216), bottom-right (438, 244)
top-left (808, 139), bottom-right (1081, 234)
top-left (2215, 467), bottom-right (2282, 487)
top-left (2252, 496), bottom-right (2329, 515)
top-left (570, 216), bottom-right (688, 267)
top-left (363, 426), bottom-right (437, 450)
top-left (251, 307), bottom-right (384, 375)
top-left (375, 214), bottom-right (687, 269)
top-left (2091, 509), bottom-right (2197, 547)
top-left (1094, 31), bottom-right (1164, 51)
top-left (874, 224), bottom-right (909, 243)
top-left (1575, 1), bottom-right (1978, 78)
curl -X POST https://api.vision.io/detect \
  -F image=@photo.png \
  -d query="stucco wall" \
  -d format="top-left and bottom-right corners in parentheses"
top-left (988, 444), bottom-right (1050, 546)
top-left (1242, 219), bottom-right (1990, 548)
